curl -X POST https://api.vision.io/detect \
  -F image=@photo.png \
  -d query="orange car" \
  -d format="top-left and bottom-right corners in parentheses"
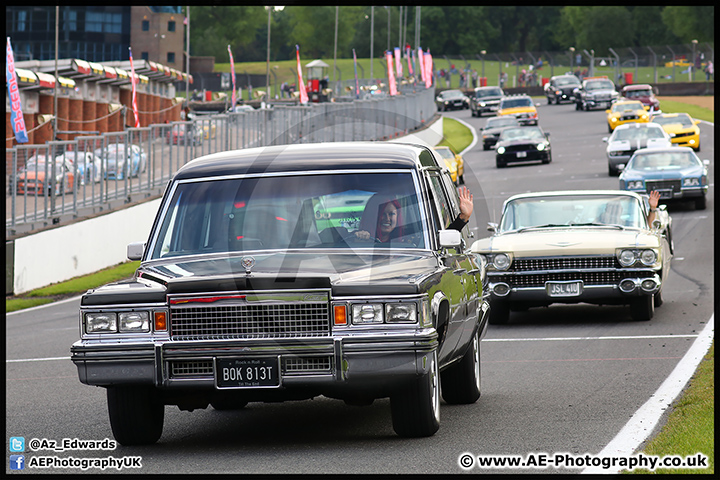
top-left (14, 156), bottom-right (75, 196)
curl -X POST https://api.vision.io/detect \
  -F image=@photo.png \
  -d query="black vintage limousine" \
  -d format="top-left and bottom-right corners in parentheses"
top-left (71, 142), bottom-right (490, 445)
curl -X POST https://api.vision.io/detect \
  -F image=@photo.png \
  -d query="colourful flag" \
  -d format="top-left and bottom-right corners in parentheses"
top-left (6, 37), bottom-right (29, 143)
top-left (352, 49), bottom-right (360, 99)
top-left (394, 47), bottom-right (403, 79)
top-left (405, 45), bottom-right (414, 77)
top-left (386, 50), bottom-right (397, 96)
top-left (128, 47), bottom-right (140, 128)
top-left (418, 47), bottom-right (425, 83)
top-left (424, 51), bottom-right (433, 88)
top-left (228, 45), bottom-right (237, 108)
top-left (295, 45), bottom-right (309, 104)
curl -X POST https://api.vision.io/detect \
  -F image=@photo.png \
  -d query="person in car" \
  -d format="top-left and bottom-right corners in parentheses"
top-left (354, 186), bottom-right (474, 242)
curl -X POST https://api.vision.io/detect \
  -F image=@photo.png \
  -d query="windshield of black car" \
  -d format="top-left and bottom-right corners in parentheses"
top-left (476, 88), bottom-right (502, 97)
top-left (500, 194), bottom-right (645, 232)
top-left (150, 172), bottom-right (427, 258)
top-left (555, 77), bottom-right (579, 86)
top-left (443, 90), bottom-right (464, 98)
top-left (611, 126), bottom-right (665, 141)
top-left (500, 98), bottom-right (533, 109)
top-left (652, 114), bottom-right (693, 127)
top-left (586, 81), bottom-right (614, 90)
top-left (499, 127), bottom-right (544, 141)
top-left (627, 151), bottom-right (700, 170)
top-left (486, 117), bottom-right (519, 129)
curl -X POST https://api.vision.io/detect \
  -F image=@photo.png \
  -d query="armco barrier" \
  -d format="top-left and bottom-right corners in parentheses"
top-left (7, 114), bottom-right (444, 295)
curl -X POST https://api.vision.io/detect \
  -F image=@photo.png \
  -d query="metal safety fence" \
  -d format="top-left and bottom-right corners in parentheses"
top-left (6, 86), bottom-right (436, 237)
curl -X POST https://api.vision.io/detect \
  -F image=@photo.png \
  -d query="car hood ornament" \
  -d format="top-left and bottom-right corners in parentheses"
top-left (241, 256), bottom-right (255, 274)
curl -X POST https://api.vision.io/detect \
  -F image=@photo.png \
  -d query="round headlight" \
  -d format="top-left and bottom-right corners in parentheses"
top-left (536, 143), bottom-right (546, 151)
top-left (640, 249), bottom-right (657, 266)
top-left (493, 253), bottom-right (511, 270)
top-left (497, 146), bottom-right (506, 154)
top-left (619, 249), bottom-right (636, 266)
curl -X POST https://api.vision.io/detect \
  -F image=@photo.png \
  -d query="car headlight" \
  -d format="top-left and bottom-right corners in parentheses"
top-left (352, 304), bottom-right (383, 324)
top-left (536, 143), bottom-right (546, 151)
top-left (611, 117), bottom-right (618, 123)
top-left (490, 253), bottom-right (512, 270)
top-left (683, 178), bottom-right (700, 186)
top-left (119, 311), bottom-right (150, 332)
top-left (385, 303), bottom-right (417, 323)
top-left (618, 249), bottom-right (637, 267)
top-left (85, 312), bottom-right (117, 333)
top-left (479, 102), bottom-right (486, 107)
top-left (640, 249), bottom-right (657, 266)
top-left (641, 114), bottom-right (648, 120)
top-left (497, 146), bottom-right (505, 154)
top-left (627, 180), bottom-right (644, 189)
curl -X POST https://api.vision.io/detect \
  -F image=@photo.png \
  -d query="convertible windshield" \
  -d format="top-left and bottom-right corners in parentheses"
top-left (586, 80), bottom-right (614, 90)
top-left (499, 194), bottom-right (646, 232)
top-left (628, 151), bottom-right (701, 170)
top-left (475, 88), bottom-right (503, 97)
top-left (652, 114), bottom-right (693, 127)
top-left (611, 126), bottom-right (665, 141)
top-left (612, 102), bottom-right (644, 112)
top-left (485, 117), bottom-right (519, 129)
top-left (500, 97), bottom-right (533, 109)
top-left (150, 172), bottom-right (427, 259)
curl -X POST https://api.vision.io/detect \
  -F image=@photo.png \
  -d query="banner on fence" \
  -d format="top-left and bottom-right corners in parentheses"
top-left (6, 37), bottom-right (29, 143)
top-left (386, 50), bottom-right (397, 96)
top-left (296, 45), bottom-right (309, 104)
top-left (228, 45), bottom-right (237, 107)
top-left (129, 47), bottom-right (140, 128)
top-left (353, 49), bottom-right (360, 99)
top-left (394, 47), bottom-right (403, 79)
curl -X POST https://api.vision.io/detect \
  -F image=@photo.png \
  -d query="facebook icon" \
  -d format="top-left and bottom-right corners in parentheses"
top-left (10, 455), bottom-right (25, 470)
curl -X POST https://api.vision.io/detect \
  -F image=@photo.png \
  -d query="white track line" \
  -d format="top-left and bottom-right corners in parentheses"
top-left (582, 314), bottom-right (714, 474)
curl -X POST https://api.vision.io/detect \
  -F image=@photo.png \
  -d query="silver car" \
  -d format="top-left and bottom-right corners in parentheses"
top-left (604, 123), bottom-right (672, 176)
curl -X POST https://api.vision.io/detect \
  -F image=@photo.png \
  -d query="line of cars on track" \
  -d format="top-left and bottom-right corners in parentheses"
top-left (437, 75), bottom-right (710, 325)
top-left (9, 144), bottom-right (148, 196)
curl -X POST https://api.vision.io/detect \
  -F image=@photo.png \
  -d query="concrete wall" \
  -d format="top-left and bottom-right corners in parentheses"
top-left (8, 115), bottom-right (444, 295)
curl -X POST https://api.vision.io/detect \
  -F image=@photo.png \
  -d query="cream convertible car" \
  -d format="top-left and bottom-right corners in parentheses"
top-left (471, 190), bottom-right (672, 324)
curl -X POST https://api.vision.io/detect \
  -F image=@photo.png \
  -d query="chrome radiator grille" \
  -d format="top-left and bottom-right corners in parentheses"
top-left (169, 292), bottom-right (331, 341)
top-left (513, 256), bottom-right (617, 271)
top-left (493, 270), bottom-right (655, 288)
top-left (645, 179), bottom-right (681, 193)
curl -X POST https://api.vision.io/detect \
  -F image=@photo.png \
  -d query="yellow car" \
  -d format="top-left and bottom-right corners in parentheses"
top-left (497, 95), bottom-right (538, 126)
top-left (433, 146), bottom-right (464, 185)
top-left (606, 100), bottom-right (650, 133)
top-left (651, 113), bottom-right (701, 151)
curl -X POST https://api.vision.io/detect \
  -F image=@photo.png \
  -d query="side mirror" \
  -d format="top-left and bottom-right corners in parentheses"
top-left (127, 242), bottom-right (146, 261)
top-left (439, 229), bottom-right (462, 249)
top-left (703, 159), bottom-right (710, 166)
top-left (605, 109), bottom-right (611, 114)
top-left (695, 119), bottom-right (701, 125)
top-left (487, 222), bottom-right (498, 233)
top-left (617, 163), bottom-right (626, 171)
top-left (602, 136), bottom-right (609, 143)
top-left (545, 132), bottom-right (550, 138)
top-left (652, 219), bottom-right (661, 230)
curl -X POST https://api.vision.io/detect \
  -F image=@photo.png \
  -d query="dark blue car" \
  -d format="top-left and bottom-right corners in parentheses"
top-left (619, 146), bottom-right (709, 210)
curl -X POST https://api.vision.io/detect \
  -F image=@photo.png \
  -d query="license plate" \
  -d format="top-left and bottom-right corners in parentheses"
top-left (657, 189), bottom-right (673, 199)
top-left (546, 281), bottom-right (582, 297)
top-left (216, 357), bottom-right (280, 388)
top-left (517, 151), bottom-right (527, 158)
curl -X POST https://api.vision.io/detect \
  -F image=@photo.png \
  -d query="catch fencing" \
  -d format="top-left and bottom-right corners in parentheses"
top-left (6, 85), bottom-right (436, 238)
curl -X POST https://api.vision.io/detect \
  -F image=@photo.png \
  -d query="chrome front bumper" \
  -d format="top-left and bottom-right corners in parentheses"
top-left (71, 330), bottom-right (439, 389)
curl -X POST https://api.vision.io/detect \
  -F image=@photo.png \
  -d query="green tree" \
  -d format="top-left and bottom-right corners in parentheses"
top-left (189, 6), bottom-right (267, 61)
top-left (559, 6), bottom-right (635, 51)
top-left (661, 6), bottom-right (715, 43)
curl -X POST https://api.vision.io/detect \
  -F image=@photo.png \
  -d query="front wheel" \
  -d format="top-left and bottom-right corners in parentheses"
top-left (630, 296), bottom-right (654, 321)
top-left (390, 350), bottom-right (440, 437)
top-left (441, 328), bottom-right (481, 405)
top-left (107, 386), bottom-right (164, 445)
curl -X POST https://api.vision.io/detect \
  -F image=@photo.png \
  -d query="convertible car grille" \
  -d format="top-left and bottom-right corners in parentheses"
top-left (169, 293), bottom-right (331, 341)
top-left (502, 144), bottom-right (536, 153)
top-left (491, 255), bottom-right (655, 287)
top-left (514, 256), bottom-right (616, 271)
top-left (645, 179), bottom-right (682, 193)
top-left (672, 131), bottom-right (694, 139)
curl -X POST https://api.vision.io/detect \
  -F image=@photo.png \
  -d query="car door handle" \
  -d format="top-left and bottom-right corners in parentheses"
top-left (467, 268), bottom-right (480, 275)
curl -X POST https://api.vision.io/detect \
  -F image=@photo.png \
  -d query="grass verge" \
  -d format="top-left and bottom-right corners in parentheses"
top-left (6, 261), bottom-right (140, 313)
top-left (436, 116), bottom-right (473, 154)
top-left (630, 343), bottom-right (714, 474)
top-left (656, 98), bottom-right (714, 123)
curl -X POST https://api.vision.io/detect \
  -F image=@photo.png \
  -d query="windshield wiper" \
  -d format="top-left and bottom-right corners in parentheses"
top-left (568, 222), bottom-right (626, 230)
top-left (516, 223), bottom-right (568, 232)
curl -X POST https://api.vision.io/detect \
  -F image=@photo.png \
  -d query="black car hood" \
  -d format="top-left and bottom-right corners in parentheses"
top-left (81, 251), bottom-right (444, 305)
